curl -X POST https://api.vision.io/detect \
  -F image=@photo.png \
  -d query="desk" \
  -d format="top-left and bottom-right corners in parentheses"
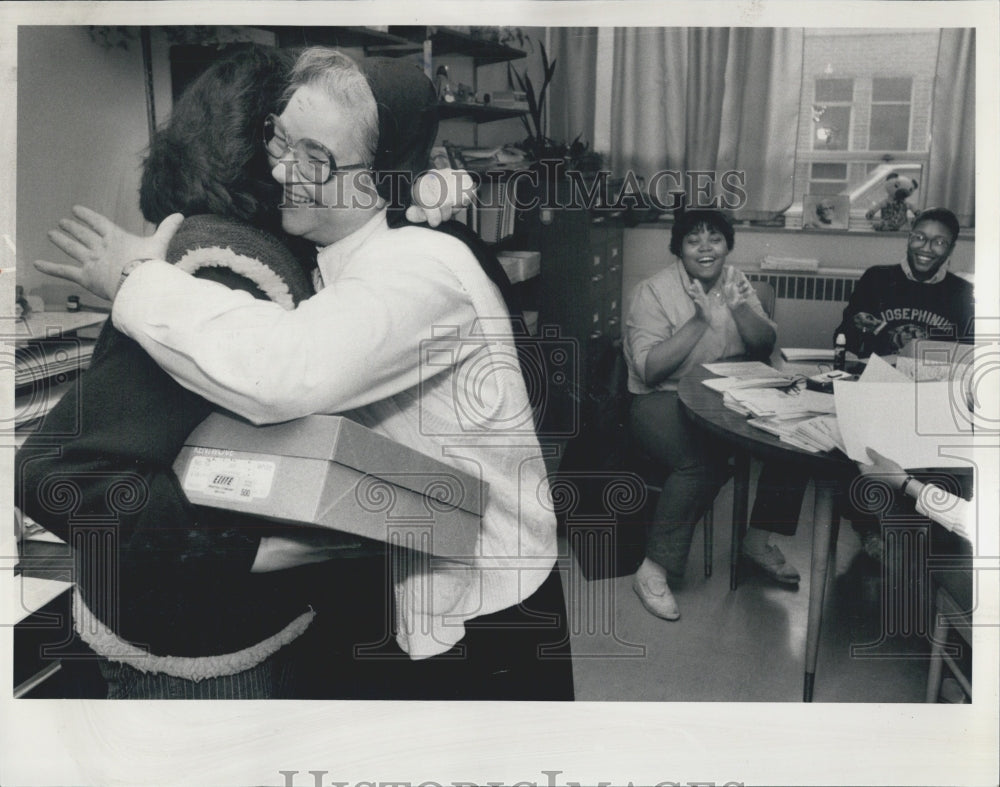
top-left (677, 365), bottom-right (854, 702)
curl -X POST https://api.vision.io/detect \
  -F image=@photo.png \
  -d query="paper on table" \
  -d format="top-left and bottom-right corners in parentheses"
top-left (702, 361), bottom-right (787, 378)
top-left (834, 380), bottom-right (975, 468)
top-left (780, 347), bottom-right (835, 363)
top-left (702, 375), bottom-right (795, 393)
top-left (859, 353), bottom-right (910, 384)
top-left (727, 387), bottom-right (835, 418)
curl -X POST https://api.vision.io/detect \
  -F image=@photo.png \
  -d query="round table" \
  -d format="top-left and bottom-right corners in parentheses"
top-left (677, 364), bottom-right (854, 702)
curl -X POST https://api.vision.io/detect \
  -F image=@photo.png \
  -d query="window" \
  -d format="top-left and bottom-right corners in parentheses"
top-left (870, 77), bottom-right (913, 150)
top-left (792, 29), bottom-right (939, 227)
top-left (812, 78), bottom-right (853, 151)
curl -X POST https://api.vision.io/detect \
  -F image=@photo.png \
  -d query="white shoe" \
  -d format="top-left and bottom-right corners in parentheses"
top-left (632, 558), bottom-right (680, 620)
top-left (742, 543), bottom-right (801, 585)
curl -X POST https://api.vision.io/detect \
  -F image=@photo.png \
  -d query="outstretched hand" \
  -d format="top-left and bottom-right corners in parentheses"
top-left (405, 168), bottom-right (476, 227)
top-left (34, 206), bottom-right (184, 302)
top-left (856, 448), bottom-right (907, 489)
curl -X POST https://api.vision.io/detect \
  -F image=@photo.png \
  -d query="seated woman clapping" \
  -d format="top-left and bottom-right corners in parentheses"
top-left (623, 208), bottom-right (777, 620)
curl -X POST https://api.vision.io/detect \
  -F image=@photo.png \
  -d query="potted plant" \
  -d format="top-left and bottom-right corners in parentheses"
top-left (508, 43), bottom-right (566, 161)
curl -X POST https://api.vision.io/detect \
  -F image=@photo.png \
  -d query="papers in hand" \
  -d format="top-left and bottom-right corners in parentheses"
top-left (701, 361), bottom-right (797, 393)
top-left (835, 347), bottom-right (983, 468)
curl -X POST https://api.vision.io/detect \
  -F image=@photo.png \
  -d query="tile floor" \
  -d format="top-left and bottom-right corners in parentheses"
top-left (561, 463), bottom-right (946, 703)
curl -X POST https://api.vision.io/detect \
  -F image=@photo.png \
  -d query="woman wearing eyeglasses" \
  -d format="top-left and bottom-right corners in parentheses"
top-left (835, 207), bottom-right (974, 358)
top-left (19, 46), bottom-right (469, 699)
top-left (32, 46), bottom-right (573, 702)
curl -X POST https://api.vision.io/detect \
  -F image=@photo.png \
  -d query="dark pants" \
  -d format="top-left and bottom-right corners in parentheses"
top-left (629, 391), bottom-right (728, 579)
top-left (748, 462), bottom-right (879, 536)
top-left (748, 463), bottom-right (810, 536)
top-left (291, 557), bottom-right (575, 701)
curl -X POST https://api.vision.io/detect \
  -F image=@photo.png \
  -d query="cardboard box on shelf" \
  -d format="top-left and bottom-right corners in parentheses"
top-left (173, 413), bottom-right (484, 559)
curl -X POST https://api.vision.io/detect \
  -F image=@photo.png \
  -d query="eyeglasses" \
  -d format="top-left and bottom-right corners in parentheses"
top-left (263, 114), bottom-right (368, 185)
top-left (907, 231), bottom-right (953, 252)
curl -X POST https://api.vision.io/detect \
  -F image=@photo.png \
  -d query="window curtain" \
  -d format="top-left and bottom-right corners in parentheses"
top-left (547, 28), bottom-right (599, 150)
top-left (610, 28), bottom-right (803, 220)
top-left (926, 28), bottom-right (975, 227)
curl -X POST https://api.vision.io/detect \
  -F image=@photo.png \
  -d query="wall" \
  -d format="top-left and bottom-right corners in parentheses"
top-left (432, 27), bottom-right (548, 151)
top-left (16, 26), bottom-right (161, 306)
top-left (623, 224), bottom-right (975, 349)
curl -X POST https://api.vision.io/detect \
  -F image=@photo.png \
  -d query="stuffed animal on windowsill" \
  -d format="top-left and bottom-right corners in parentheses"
top-left (865, 172), bottom-right (919, 231)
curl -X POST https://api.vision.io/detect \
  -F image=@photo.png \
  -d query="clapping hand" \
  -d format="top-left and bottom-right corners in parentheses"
top-left (685, 277), bottom-right (711, 319)
top-left (34, 206), bottom-right (184, 302)
top-left (405, 168), bottom-right (475, 227)
top-left (721, 267), bottom-right (753, 310)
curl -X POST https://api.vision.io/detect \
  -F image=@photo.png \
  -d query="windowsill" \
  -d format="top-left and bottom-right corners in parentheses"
top-left (628, 217), bottom-right (975, 240)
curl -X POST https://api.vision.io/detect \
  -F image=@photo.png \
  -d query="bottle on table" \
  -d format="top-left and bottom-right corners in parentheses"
top-left (833, 332), bottom-right (847, 372)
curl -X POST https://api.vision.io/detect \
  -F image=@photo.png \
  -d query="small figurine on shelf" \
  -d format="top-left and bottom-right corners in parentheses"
top-left (865, 172), bottom-right (920, 231)
top-left (15, 285), bottom-right (31, 319)
top-left (454, 83), bottom-right (476, 104)
top-left (435, 65), bottom-right (455, 103)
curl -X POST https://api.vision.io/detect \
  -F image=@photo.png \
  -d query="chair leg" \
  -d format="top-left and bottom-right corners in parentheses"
top-left (925, 587), bottom-right (950, 702)
top-left (730, 452), bottom-right (751, 591)
top-left (703, 505), bottom-right (714, 577)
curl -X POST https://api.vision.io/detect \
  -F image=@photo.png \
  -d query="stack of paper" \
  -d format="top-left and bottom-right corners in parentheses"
top-left (14, 374), bottom-right (78, 427)
top-left (747, 414), bottom-right (845, 453)
top-left (15, 339), bottom-right (95, 387)
top-left (701, 361), bottom-right (798, 393)
top-left (724, 386), bottom-right (835, 419)
top-left (14, 311), bottom-right (106, 345)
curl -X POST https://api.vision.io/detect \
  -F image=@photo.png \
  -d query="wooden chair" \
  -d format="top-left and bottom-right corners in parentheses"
top-left (750, 279), bottom-right (776, 321)
top-left (925, 583), bottom-right (972, 702)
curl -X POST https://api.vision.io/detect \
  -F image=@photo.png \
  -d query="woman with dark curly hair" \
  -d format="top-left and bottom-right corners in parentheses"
top-left (17, 45), bottom-right (468, 699)
top-left (16, 46), bottom-right (322, 699)
top-left (623, 209), bottom-right (777, 621)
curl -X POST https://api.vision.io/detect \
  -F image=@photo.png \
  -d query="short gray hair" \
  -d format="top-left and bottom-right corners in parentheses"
top-left (285, 47), bottom-right (378, 165)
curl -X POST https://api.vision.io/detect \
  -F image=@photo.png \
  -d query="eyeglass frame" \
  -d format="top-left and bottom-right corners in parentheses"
top-left (263, 113), bottom-right (369, 185)
top-left (907, 230), bottom-right (954, 253)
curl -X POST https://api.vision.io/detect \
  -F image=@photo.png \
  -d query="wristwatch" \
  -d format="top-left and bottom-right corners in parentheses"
top-left (116, 258), bottom-right (154, 296)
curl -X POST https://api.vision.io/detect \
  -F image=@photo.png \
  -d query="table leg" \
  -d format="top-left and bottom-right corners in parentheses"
top-left (803, 477), bottom-right (837, 702)
top-left (729, 451), bottom-right (750, 591)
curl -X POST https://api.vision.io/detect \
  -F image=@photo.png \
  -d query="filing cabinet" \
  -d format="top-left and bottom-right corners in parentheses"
top-left (537, 207), bottom-right (626, 436)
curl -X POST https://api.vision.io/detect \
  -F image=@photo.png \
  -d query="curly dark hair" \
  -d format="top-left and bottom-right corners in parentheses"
top-left (669, 208), bottom-right (736, 258)
top-left (139, 44), bottom-right (295, 235)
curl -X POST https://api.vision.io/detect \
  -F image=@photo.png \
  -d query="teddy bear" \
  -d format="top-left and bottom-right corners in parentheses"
top-left (865, 172), bottom-right (919, 231)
